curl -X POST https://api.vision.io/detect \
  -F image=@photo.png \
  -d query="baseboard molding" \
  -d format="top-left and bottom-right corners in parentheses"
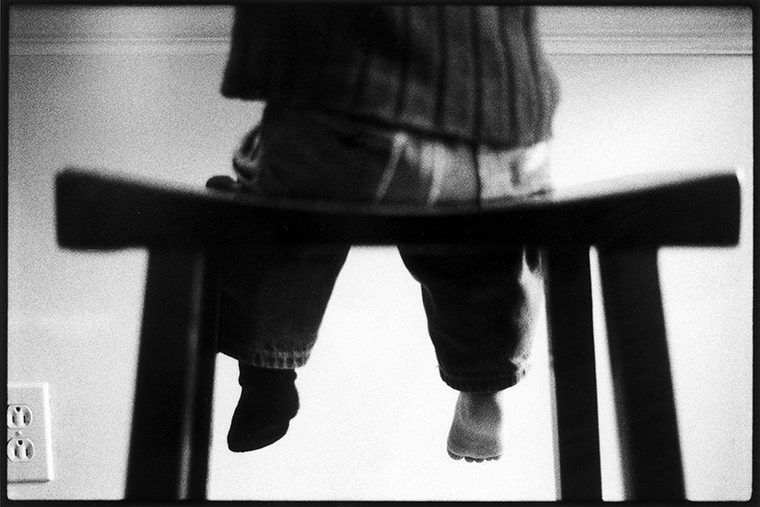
top-left (8, 6), bottom-right (752, 56)
top-left (539, 7), bottom-right (752, 55)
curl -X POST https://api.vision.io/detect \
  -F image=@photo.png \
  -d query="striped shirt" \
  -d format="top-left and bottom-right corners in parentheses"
top-left (221, 5), bottom-right (560, 149)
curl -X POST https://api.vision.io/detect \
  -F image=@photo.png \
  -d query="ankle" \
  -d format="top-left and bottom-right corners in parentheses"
top-left (239, 363), bottom-right (297, 387)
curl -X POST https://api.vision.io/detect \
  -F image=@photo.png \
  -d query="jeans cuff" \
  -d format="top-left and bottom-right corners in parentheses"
top-left (439, 366), bottom-right (528, 393)
top-left (219, 344), bottom-right (311, 369)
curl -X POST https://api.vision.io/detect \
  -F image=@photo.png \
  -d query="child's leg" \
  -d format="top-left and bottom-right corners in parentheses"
top-left (399, 246), bottom-right (544, 461)
top-left (218, 243), bottom-right (350, 369)
top-left (216, 103), bottom-right (412, 452)
top-left (219, 243), bottom-right (350, 451)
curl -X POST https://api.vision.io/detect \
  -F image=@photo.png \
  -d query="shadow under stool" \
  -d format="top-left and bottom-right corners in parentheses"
top-left (55, 167), bottom-right (742, 502)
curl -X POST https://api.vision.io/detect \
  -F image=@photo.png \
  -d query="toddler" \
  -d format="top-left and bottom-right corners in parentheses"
top-left (215, 4), bottom-right (560, 463)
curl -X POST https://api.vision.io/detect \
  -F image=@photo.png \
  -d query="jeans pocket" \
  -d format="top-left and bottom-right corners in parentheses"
top-left (478, 142), bottom-right (553, 202)
top-left (254, 106), bottom-right (401, 202)
top-left (375, 135), bottom-right (481, 206)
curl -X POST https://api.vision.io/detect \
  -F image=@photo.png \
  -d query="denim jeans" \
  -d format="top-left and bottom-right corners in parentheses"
top-left (218, 103), bottom-right (551, 392)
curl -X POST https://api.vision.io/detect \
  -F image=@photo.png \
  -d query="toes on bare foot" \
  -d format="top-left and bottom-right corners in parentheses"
top-left (448, 447), bottom-right (502, 462)
top-left (448, 450), bottom-right (463, 460)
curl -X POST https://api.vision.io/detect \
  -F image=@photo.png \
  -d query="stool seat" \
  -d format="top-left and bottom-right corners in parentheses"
top-left (57, 167), bottom-right (740, 250)
top-left (55, 166), bottom-right (741, 501)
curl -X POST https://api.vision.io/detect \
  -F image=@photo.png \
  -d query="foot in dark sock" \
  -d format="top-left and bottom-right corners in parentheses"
top-left (227, 364), bottom-right (299, 452)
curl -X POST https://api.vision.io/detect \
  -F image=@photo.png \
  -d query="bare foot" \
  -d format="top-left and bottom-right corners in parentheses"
top-left (447, 391), bottom-right (503, 463)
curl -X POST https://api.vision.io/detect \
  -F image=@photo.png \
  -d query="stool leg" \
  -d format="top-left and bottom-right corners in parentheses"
top-left (597, 248), bottom-right (685, 500)
top-left (125, 248), bottom-right (221, 500)
top-left (544, 248), bottom-right (603, 501)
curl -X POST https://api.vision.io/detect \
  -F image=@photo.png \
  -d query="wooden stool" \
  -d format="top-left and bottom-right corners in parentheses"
top-left (55, 167), bottom-right (741, 501)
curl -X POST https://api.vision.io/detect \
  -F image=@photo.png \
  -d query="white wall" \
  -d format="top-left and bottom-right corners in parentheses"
top-left (7, 6), bottom-right (752, 501)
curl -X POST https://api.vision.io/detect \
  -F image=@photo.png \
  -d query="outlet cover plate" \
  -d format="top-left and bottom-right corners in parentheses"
top-left (7, 383), bottom-right (54, 482)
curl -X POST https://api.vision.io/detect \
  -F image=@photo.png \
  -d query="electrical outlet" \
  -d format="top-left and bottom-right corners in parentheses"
top-left (7, 405), bottom-right (33, 429)
top-left (7, 438), bottom-right (35, 462)
top-left (7, 384), bottom-right (54, 482)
